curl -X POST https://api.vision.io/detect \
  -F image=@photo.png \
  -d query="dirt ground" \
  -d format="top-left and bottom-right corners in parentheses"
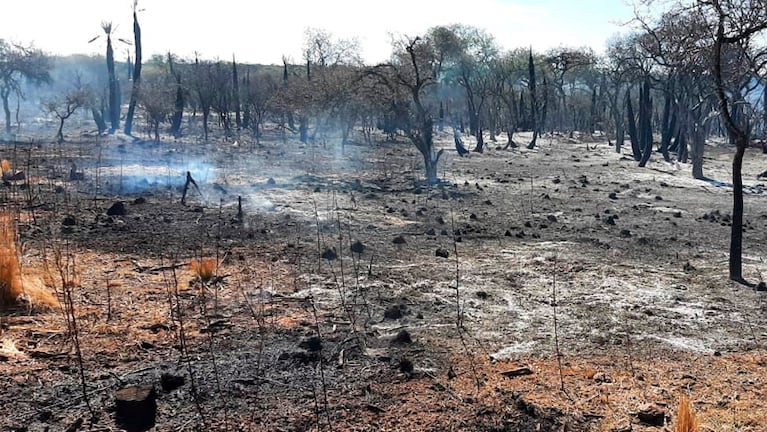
top-left (1, 127), bottom-right (766, 431)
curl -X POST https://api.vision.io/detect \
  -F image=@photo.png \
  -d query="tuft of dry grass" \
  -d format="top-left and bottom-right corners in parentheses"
top-left (190, 258), bottom-right (218, 282)
top-left (0, 212), bottom-right (58, 310)
top-left (0, 212), bottom-right (24, 306)
top-left (675, 395), bottom-right (700, 432)
top-left (0, 159), bottom-right (10, 174)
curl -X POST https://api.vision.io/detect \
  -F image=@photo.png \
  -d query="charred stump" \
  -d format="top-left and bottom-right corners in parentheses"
top-left (181, 171), bottom-right (201, 206)
top-left (114, 385), bottom-right (157, 431)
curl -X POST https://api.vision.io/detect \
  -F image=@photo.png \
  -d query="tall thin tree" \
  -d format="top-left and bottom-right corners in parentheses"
top-left (124, 2), bottom-right (142, 135)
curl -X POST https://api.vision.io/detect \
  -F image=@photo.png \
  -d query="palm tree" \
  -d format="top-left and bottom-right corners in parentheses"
top-left (89, 21), bottom-right (123, 133)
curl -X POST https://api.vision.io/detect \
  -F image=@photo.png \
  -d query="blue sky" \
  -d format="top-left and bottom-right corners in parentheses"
top-left (1, 0), bottom-right (636, 64)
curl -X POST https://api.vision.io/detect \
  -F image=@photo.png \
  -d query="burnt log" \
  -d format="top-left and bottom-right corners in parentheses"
top-left (114, 385), bottom-right (157, 431)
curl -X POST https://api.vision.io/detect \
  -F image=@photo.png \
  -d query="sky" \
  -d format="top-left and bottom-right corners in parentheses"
top-left (1, 0), bottom-right (636, 65)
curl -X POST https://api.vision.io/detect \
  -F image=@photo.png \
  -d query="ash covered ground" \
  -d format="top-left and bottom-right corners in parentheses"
top-left (1, 129), bottom-right (766, 431)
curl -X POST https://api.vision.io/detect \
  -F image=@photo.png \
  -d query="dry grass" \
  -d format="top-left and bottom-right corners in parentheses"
top-left (0, 212), bottom-right (25, 306)
top-left (190, 257), bottom-right (218, 282)
top-left (675, 395), bottom-right (700, 432)
top-left (0, 212), bottom-right (58, 310)
top-left (0, 159), bottom-right (10, 175)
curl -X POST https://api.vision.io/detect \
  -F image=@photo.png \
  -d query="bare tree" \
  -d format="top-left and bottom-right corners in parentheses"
top-left (708, 0), bottom-right (767, 282)
top-left (45, 79), bottom-right (91, 143)
top-left (138, 69), bottom-right (174, 143)
top-left (0, 40), bottom-right (51, 135)
top-left (367, 36), bottom-right (444, 183)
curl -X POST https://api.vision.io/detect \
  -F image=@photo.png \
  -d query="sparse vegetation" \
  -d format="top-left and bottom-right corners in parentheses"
top-left (1, 1), bottom-right (767, 431)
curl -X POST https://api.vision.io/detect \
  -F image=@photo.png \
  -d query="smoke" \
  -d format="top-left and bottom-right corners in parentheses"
top-left (88, 145), bottom-right (281, 212)
top-left (92, 157), bottom-right (215, 195)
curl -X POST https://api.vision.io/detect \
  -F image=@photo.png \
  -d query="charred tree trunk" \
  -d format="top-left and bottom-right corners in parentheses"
top-left (299, 116), bottom-right (308, 143)
top-left (106, 36), bottom-right (120, 134)
top-left (638, 79), bottom-right (653, 167)
top-left (2, 87), bottom-right (11, 135)
top-left (691, 121), bottom-right (706, 179)
top-left (202, 108), bottom-right (210, 142)
top-left (92, 107), bottom-right (107, 134)
top-left (676, 125), bottom-right (688, 163)
top-left (763, 83), bottom-right (767, 139)
top-left (438, 101), bottom-right (444, 131)
top-left (712, 11), bottom-right (753, 283)
top-left (124, 10), bottom-right (142, 136)
top-left (659, 83), bottom-right (675, 162)
top-left (475, 126), bottom-right (484, 152)
top-left (610, 86), bottom-right (625, 153)
top-left (589, 87), bottom-right (597, 134)
top-left (232, 55), bottom-right (241, 129)
top-left (730, 142), bottom-right (746, 280)
top-left (527, 49), bottom-right (539, 150)
top-left (169, 54), bottom-right (184, 138)
top-left (625, 90), bottom-right (641, 161)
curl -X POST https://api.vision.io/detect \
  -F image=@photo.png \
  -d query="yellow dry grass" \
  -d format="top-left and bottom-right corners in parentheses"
top-left (0, 212), bottom-right (58, 310)
top-left (0, 159), bottom-right (10, 174)
top-left (190, 257), bottom-right (218, 282)
top-left (675, 395), bottom-right (700, 432)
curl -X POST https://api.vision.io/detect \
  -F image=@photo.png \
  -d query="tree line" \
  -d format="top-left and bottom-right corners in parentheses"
top-left (0, 0), bottom-right (765, 282)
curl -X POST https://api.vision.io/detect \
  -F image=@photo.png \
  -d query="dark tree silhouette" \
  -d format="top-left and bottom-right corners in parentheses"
top-left (124, 2), bottom-right (142, 136)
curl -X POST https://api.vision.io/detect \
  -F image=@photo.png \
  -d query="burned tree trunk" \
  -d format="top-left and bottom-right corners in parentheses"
top-left (625, 90), bottom-right (641, 161)
top-left (106, 35), bottom-right (120, 134)
top-left (690, 119), bottom-right (706, 179)
top-left (638, 79), bottom-right (653, 167)
top-left (232, 55), bottom-right (241, 130)
top-left (124, 9), bottom-right (142, 136)
top-left (659, 82), bottom-right (676, 162)
top-left (92, 107), bottom-right (107, 134)
top-left (527, 49), bottom-right (539, 150)
top-left (169, 54), bottom-right (184, 138)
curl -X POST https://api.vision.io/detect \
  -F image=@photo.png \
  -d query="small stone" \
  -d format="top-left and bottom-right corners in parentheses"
top-left (425, 228), bottom-right (436, 236)
top-left (547, 214), bottom-right (558, 222)
top-left (350, 241), bottom-right (365, 254)
top-left (435, 248), bottom-right (450, 258)
top-left (608, 192), bottom-right (618, 200)
top-left (62, 215), bottom-right (77, 226)
top-left (636, 404), bottom-right (666, 426)
top-left (266, 177), bottom-right (276, 186)
top-left (469, 213), bottom-right (478, 220)
top-left (321, 248), bottom-right (337, 260)
top-left (683, 262), bottom-right (696, 272)
top-left (755, 281), bottom-right (767, 292)
top-left (160, 373), bottom-right (185, 392)
top-left (106, 201), bottom-right (127, 216)
top-left (475, 291), bottom-right (490, 300)
top-left (620, 229), bottom-right (632, 238)
top-left (133, 197), bottom-right (147, 205)
top-left (392, 235), bottom-right (406, 244)
top-left (384, 304), bottom-right (406, 320)
top-left (392, 330), bottom-right (412, 345)
top-left (299, 336), bottom-right (323, 352)
top-left (398, 358), bottom-right (414, 374)
top-left (504, 230), bottom-right (512, 237)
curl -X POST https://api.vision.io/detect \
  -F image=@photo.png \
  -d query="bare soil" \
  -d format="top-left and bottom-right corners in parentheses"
top-left (1, 128), bottom-right (766, 431)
